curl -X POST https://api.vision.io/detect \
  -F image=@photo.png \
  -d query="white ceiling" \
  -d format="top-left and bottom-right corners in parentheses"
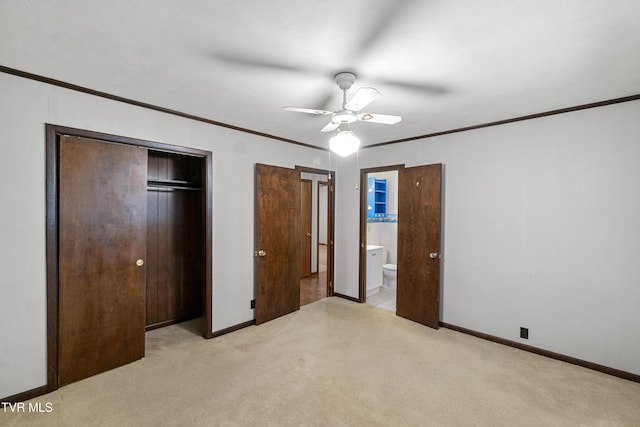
top-left (2, 0), bottom-right (640, 149)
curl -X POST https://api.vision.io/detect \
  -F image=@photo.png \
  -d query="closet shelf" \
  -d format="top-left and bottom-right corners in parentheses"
top-left (147, 179), bottom-right (201, 190)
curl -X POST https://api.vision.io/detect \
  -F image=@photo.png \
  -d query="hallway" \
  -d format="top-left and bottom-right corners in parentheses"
top-left (300, 244), bottom-right (327, 306)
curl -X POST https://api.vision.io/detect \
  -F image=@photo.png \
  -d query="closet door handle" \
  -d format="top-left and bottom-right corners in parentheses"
top-left (136, 259), bottom-right (144, 267)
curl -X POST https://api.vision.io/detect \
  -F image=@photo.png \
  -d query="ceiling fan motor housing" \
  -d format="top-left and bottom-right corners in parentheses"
top-left (335, 72), bottom-right (356, 90)
top-left (282, 70), bottom-right (400, 135)
top-left (333, 109), bottom-right (357, 123)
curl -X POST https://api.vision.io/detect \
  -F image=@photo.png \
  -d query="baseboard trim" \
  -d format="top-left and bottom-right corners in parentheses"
top-left (332, 293), bottom-right (361, 303)
top-left (1, 385), bottom-right (50, 403)
top-left (211, 320), bottom-right (255, 338)
top-left (440, 322), bottom-right (640, 384)
top-left (146, 315), bottom-right (202, 332)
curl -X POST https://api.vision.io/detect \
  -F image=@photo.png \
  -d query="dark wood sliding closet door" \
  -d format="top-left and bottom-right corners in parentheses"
top-left (146, 152), bottom-right (203, 330)
top-left (58, 136), bottom-right (147, 386)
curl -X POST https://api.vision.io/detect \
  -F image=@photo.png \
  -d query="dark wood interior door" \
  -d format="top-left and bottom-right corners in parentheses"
top-left (58, 135), bottom-right (147, 386)
top-left (255, 164), bottom-right (301, 324)
top-left (396, 164), bottom-right (442, 329)
top-left (300, 179), bottom-right (312, 278)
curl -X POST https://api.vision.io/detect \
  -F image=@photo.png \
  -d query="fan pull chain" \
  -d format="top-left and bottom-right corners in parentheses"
top-left (328, 148), bottom-right (332, 183)
top-left (355, 150), bottom-right (360, 190)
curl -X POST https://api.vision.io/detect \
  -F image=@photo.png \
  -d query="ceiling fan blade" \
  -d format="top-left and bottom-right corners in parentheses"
top-left (376, 78), bottom-right (448, 95)
top-left (282, 106), bottom-right (333, 115)
top-left (345, 87), bottom-right (380, 111)
top-left (213, 52), bottom-right (314, 75)
top-left (321, 122), bottom-right (340, 132)
top-left (357, 113), bottom-right (402, 125)
top-left (314, 92), bottom-right (336, 112)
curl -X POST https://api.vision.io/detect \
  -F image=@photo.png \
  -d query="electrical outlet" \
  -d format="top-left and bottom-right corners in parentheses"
top-left (520, 327), bottom-right (529, 339)
top-left (250, 299), bottom-right (255, 309)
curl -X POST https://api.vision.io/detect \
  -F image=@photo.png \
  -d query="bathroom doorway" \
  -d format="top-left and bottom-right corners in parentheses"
top-left (360, 163), bottom-right (444, 329)
top-left (359, 166), bottom-right (401, 312)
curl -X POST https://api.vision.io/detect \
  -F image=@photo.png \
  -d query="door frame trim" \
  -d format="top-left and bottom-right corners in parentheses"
top-left (45, 124), bottom-right (213, 393)
top-left (358, 164), bottom-right (405, 303)
top-left (317, 181), bottom-right (328, 275)
top-left (295, 166), bottom-right (336, 298)
top-left (299, 178), bottom-right (313, 278)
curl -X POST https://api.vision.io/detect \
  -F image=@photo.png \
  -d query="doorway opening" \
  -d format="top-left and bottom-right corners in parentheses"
top-left (360, 163), bottom-right (444, 329)
top-left (299, 170), bottom-right (332, 306)
top-left (254, 164), bottom-right (334, 324)
top-left (360, 167), bottom-right (400, 312)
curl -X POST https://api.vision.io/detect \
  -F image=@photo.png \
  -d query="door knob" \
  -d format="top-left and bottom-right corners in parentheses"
top-left (429, 252), bottom-right (439, 259)
top-left (306, 233), bottom-right (312, 237)
top-left (136, 259), bottom-right (144, 267)
top-left (257, 249), bottom-right (267, 257)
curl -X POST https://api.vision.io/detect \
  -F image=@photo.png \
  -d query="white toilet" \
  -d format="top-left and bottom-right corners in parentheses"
top-left (382, 263), bottom-right (397, 289)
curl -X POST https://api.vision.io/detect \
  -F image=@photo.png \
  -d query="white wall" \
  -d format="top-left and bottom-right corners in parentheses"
top-left (332, 155), bottom-right (361, 298)
top-left (334, 100), bottom-right (640, 375)
top-left (0, 73), bottom-right (330, 398)
top-left (318, 184), bottom-right (328, 245)
top-left (2, 70), bottom-right (638, 399)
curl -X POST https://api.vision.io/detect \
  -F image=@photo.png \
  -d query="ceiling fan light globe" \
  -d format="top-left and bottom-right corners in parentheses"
top-left (329, 130), bottom-right (360, 157)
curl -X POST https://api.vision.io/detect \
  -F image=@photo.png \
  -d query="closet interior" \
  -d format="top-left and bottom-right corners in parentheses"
top-left (146, 151), bottom-right (203, 330)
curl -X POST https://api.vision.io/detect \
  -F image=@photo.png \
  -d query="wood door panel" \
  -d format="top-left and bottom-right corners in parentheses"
top-left (58, 136), bottom-right (147, 386)
top-left (300, 179), bottom-right (312, 278)
top-left (165, 189), bottom-right (179, 321)
top-left (146, 151), bottom-right (203, 329)
top-left (171, 189), bottom-right (203, 318)
top-left (183, 190), bottom-right (204, 316)
top-left (397, 164), bottom-right (442, 329)
top-left (255, 164), bottom-right (301, 325)
top-left (146, 189), bottom-right (160, 325)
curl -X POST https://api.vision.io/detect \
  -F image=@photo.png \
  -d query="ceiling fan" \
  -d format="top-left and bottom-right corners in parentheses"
top-left (282, 72), bottom-right (401, 133)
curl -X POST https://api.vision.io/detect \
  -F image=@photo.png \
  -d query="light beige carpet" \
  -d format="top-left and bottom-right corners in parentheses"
top-left (5, 297), bottom-right (640, 426)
